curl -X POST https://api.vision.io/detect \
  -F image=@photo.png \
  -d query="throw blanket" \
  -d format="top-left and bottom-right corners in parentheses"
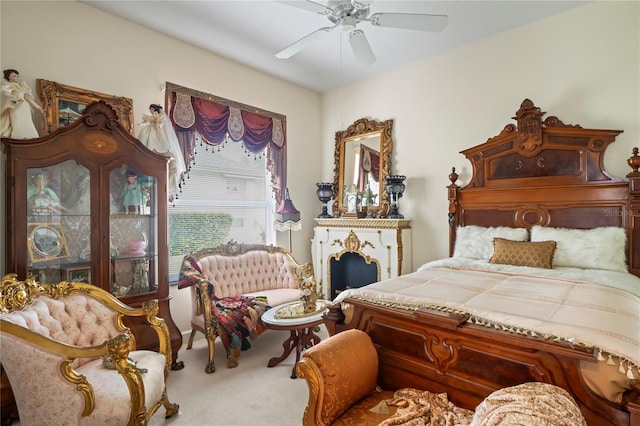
top-left (178, 255), bottom-right (269, 354)
top-left (471, 382), bottom-right (586, 426)
top-left (335, 263), bottom-right (640, 380)
top-left (377, 383), bottom-right (586, 426)
top-left (379, 388), bottom-right (474, 425)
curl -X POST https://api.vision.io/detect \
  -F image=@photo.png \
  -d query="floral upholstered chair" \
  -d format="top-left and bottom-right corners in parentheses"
top-left (0, 274), bottom-right (179, 425)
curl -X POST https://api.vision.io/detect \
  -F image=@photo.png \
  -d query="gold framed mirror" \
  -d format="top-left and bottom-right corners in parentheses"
top-left (27, 222), bottom-right (70, 264)
top-left (333, 118), bottom-right (393, 218)
top-left (37, 79), bottom-right (134, 134)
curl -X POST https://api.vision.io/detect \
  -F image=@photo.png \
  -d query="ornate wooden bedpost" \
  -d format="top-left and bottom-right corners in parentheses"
top-left (627, 147), bottom-right (640, 277)
top-left (448, 167), bottom-right (460, 257)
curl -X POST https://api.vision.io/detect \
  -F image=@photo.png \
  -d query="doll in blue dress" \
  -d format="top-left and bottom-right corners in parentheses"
top-left (122, 171), bottom-right (146, 214)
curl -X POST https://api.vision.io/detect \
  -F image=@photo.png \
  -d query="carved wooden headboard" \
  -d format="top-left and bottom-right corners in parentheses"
top-left (448, 99), bottom-right (640, 277)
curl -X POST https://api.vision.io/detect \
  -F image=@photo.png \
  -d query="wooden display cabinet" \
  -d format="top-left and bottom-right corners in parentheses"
top-left (1, 101), bottom-right (183, 421)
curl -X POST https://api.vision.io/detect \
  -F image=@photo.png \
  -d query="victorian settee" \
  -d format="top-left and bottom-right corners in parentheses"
top-left (297, 329), bottom-right (587, 426)
top-left (0, 274), bottom-right (179, 425)
top-left (178, 241), bottom-right (316, 373)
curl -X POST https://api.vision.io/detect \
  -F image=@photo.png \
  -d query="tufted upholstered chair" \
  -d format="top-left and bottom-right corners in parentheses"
top-left (179, 241), bottom-right (315, 373)
top-left (0, 274), bottom-right (179, 425)
top-left (296, 329), bottom-right (396, 426)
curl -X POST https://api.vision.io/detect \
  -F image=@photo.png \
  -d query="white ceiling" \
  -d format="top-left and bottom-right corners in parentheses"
top-left (82, 0), bottom-right (587, 93)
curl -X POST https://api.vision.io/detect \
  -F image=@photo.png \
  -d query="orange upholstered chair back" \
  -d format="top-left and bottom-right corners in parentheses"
top-left (298, 329), bottom-right (379, 425)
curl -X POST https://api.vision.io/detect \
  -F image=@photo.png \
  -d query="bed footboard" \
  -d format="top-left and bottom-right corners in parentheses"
top-left (324, 300), bottom-right (640, 426)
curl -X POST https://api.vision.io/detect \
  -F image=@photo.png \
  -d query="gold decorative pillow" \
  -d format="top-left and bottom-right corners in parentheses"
top-left (489, 238), bottom-right (556, 269)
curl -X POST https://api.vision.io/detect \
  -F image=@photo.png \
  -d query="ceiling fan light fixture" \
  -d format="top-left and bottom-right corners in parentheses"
top-left (341, 16), bottom-right (357, 32)
top-left (275, 1), bottom-right (448, 61)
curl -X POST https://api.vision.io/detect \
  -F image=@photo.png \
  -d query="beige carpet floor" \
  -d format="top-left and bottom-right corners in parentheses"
top-left (149, 325), bottom-right (329, 426)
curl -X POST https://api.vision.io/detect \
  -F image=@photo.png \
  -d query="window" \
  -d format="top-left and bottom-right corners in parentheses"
top-left (168, 135), bottom-right (274, 280)
top-left (163, 83), bottom-right (287, 282)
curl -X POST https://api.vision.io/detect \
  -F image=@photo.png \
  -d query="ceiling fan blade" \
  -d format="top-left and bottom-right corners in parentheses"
top-left (351, 0), bottom-right (374, 11)
top-left (274, 0), bottom-right (332, 16)
top-left (370, 12), bottom-right (448, 32)
top-left (349, 29), bottom-right (376, 65)
top-left (276, 26), bottom-right (336, 59)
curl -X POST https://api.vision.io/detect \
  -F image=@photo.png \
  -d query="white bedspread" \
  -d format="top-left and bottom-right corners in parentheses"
top-left (334, 258), bottom-right (640, 374)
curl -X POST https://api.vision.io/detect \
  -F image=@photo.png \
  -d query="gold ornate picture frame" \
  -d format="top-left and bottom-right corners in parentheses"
top-left (64, 266), bottom-right (91, 283)
top-left (37, 79), bottom-right (134, 134)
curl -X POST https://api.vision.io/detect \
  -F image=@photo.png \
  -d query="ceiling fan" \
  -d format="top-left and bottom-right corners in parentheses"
top-left (275, 0), bottom-right (448, 65)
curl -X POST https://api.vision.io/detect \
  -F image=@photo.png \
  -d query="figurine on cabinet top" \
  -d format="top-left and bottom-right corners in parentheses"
top-left (0, 69), bottom-right (44, 139)
top-left (122, 171), bottom-right (147, 214)
top-left (136, 104), bottom-right (186, 200)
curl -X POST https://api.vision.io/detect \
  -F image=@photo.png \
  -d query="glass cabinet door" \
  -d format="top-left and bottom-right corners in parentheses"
top-left (4, 101), bottom-right (182, 371)
top-left (109, 165), bottom-right (158, 297)
top-left (26, 160), bottom-right (91, 284)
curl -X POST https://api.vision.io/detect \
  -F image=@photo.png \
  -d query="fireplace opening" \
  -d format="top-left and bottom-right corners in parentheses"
top-left (329, 252), bottom-right (379, 299)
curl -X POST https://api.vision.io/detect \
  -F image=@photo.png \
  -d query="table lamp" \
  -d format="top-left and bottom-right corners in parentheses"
top-left (274, 188), bottom-right (301, 251)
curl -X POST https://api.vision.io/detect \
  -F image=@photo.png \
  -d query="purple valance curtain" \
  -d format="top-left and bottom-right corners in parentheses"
top-left (166, 85), bottom-right (287, 203)
top-left (190, 98), bottom-right (229, 144)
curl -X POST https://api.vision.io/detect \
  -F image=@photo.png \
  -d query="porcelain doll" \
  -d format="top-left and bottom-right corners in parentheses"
top-left (27, 172), bottom-right (61, 215)
top-left (0, 69), bottom-right (43, 139)
top-left (137, 104), bottom-right (186, 200)
top-left (122, 171), bottom-right (146, 214)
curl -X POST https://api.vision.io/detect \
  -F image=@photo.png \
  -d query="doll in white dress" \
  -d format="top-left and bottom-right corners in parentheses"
top-left (137, 104), bottom-right (186, 200)
top-left (0, 69), bottom-right (43, 139)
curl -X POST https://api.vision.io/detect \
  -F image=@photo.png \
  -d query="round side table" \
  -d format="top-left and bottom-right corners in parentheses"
top-left (261, 300), bottom-right (328, 379)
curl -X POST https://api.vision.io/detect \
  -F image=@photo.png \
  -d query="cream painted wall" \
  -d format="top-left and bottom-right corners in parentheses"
top-left (0, 1), bottom-right (321, 334)
top-left (1, 1), bottom-right (638, 338)
top-left (320, 1), bottom-right (640, 270)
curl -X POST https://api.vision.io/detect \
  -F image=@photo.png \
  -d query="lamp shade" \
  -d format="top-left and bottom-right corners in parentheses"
top-left (275, 188), bottom-right (302, 231)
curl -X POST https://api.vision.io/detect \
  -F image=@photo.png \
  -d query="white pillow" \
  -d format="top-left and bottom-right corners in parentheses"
top-left (453, 225), bottom-right (529, 260)
top-left (530, 226), bottom-right (627, 272)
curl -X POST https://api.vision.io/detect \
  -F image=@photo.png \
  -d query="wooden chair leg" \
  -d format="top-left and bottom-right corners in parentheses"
top-left (205, 331), bottom-right (216, 373)
top-left (187, 328), bottom-right (197, 349)
top-left (227, 346), bottom-right (241, 369)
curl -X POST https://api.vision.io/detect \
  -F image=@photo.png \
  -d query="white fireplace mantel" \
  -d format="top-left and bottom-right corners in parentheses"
top-left (311, 218), bottom-right (412, 300)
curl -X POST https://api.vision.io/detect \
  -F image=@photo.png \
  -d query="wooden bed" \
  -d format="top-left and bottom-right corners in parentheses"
top-left (323, 99), bottom-right (640, 426)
